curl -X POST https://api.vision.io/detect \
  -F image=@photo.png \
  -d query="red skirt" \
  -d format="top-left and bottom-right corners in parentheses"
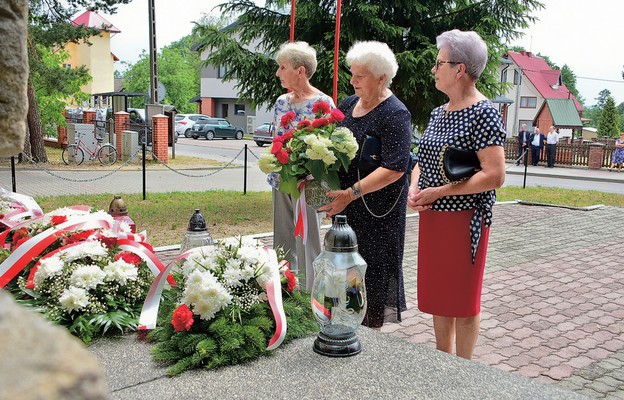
top-left (417, 209), bottom-right (489, 318)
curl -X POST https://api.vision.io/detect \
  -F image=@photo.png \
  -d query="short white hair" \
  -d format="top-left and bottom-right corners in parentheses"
top-left (275, 41), bottom-right (317, 79)
top-left (436, 29), bottom-right (488, 81)
top-left (346, 41), bottom-right (398, 87)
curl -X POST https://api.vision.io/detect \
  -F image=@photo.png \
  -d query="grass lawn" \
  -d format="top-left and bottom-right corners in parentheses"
top-left (33, 186), bottom-right (624, 248)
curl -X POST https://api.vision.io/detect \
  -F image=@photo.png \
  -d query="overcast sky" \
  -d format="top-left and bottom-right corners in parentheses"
top-left (104, 0), bottom-right (624, 107)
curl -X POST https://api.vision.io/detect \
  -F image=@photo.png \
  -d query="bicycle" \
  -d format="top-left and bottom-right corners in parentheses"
top-left (62, 132), bottom-right (118, 166)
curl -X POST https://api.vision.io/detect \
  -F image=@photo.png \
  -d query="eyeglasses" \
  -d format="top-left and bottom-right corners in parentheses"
top-left (434, 60), bottom-right (461, 71)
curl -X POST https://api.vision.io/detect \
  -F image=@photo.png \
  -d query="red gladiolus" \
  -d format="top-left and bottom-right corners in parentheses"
top-left (114, 251), bottom-right (142, 266)
top-left (50, 215), bottom-right (68, 226)
top-left (271, 141), bottom-right (283, 154)
top-left (297, 120), bottom-right (311, 128)
top-left (172, 304), bottom-right (195, 332)
top-left (284, 269), bottom-right (297, 293)
top-left (312, 101), bottom-right (331, 115)
top-left (275, 150), bottom-right (290, 164)
top-left (330, 108), bottom-right (345, 122)
top-left (280, 112), bottom-right (296, 128)
top-left (312, 118), bottom-right (330, 128)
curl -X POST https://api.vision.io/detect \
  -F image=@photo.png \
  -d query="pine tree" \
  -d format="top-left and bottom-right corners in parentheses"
top-left (194, 0), bottom-right (544, 128)
top-left (598, 96), bottom-right (620, 137)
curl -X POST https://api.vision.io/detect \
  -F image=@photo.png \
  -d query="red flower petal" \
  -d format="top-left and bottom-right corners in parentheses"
top-left (330, 108), bottom-right (345, 122)
top-left (172, 304), bottom-right (195, 332)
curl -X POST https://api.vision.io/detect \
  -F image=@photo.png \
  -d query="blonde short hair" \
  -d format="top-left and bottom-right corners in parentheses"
top-left (275, 41), bottom-right (318, 79)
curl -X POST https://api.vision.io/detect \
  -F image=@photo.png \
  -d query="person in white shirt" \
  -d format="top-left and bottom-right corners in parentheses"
top-left (530, 127), bottom-right (545, 166)
top-left (546, 126), bottom-right (560, 168)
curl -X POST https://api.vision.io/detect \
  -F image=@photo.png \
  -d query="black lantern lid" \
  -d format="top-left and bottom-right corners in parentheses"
top-left (109, 195), bottom-right (128, 216)
top-left (187, 209), bottom-right (208, 232)
top-left (324, 215), bottom-right (358, 252)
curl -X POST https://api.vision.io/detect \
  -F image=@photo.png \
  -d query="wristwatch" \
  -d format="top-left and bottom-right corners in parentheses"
top-left (351, 184), bottom-right (362, 198)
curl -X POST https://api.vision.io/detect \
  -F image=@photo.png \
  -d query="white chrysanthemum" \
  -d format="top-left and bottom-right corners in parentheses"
top-left (258, 151), bottom-right (282, 174)
top-left (240, 265), bottom-right (255, 281)
top-left (218, 236), bottom-right (260, 248)
top-left (59, 286), bottom-right (89, 311)
top-left (182, 270), bottom-right (232, 321)
top-left (222, 266), bottom-right (244, 287)
top-left (117, 221), bottom-right (132, 233)
top-left (103, 259), bottom-right (138, 285)
top-left (179, 247), bottom-right (218, 277)
top-left (70, 265), bottom-right (106, 290)
top-left (255, 248), bottom-right (280, 288)
top-left (34, 255), bottom-right (65, 286)
top-left (91, 210), bottom-right (115, 225)
top-left (62, 240), bottom-right (108, 262)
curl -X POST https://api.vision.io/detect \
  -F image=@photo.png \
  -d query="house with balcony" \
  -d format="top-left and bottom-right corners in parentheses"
top-left (496, 51), bottom-right (583, 139)
top-left (64, 10), bottom-right (120, 106)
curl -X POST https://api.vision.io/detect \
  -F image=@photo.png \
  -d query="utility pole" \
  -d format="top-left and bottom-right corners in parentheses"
top-left (148, 0), bottom-right (158, 104)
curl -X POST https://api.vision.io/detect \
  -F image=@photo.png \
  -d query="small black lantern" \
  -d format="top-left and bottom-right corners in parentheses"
top-left (180, 209), bottom-right (214, 253)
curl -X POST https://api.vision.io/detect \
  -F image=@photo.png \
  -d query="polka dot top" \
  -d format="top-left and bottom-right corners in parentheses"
top-left (417, 99), bottom-right (506, 261)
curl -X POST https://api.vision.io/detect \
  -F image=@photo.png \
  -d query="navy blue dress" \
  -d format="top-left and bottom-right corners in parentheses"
top-left (337, 95), bottom-right (412, 327)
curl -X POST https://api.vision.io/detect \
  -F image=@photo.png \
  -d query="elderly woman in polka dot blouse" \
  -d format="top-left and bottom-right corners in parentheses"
top-left (408, 30), bottom-right (506, 359)
top-left (320, 41), bottom-right (412, 329)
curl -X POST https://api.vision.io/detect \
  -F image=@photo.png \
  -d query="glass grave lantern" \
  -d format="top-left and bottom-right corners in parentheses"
top-left (311, 215), bottom-right (367, 356)
top-left (180, 209), bottom-right (214, 253)
top-left (108, 195), bottom-right (136, 233)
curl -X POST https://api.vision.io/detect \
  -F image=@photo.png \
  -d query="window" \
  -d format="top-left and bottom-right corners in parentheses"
top-left (513, 70), bottom-right (521, 85)
top-left (234, 104), bottom-right (245, 115)
top-left (221, 104), bottom-right (228, 118)
top-left (501, 69), bottom-right (508, 83)
top-left (520, 97), bottom-right (537, 109)
top-left (63, 63), bottom-right (72, 69)
top-left (218, 65), bottom-right (228, 78)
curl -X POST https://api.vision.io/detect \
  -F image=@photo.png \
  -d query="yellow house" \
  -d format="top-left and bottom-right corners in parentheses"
top-left (64, 10), bottom-right (120, 103)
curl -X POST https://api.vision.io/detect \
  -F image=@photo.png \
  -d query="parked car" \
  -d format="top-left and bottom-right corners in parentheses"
top-left (191, 118), bottom-right (245, 140)
top-left (252, 122), bottom-right (275, 146)
top-left (176, 114), bottom-right (210, 138)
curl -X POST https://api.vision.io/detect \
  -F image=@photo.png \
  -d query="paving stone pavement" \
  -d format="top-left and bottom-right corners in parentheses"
top-left (158, 202), bottom-right (624, 399)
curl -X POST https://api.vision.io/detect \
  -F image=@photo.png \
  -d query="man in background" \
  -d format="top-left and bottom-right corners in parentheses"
top-left (530, 127), bottom-right (546, 166)
top-left (516, 123), bottom-right (531, 166)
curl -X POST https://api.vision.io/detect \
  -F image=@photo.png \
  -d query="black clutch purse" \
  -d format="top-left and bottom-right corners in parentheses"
top-left (358, 135), bottom-right (382, 175)
top-left (440, 145), bottom-right (481, 184)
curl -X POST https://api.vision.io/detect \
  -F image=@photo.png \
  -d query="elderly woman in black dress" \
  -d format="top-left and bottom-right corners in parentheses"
top-left (320, 41), bottom-right (412, 328)
top-left (408, 30), bottom-right (506, 359)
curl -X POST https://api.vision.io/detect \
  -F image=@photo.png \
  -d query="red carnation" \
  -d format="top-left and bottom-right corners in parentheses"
top-left (284, 269), bottom-right (297, 293)
top-left (312, 101), bottom-right (331, 115)
top-left (281, 131), bottom-right (294, 142)
top-left (99, 236), bottom-right (118, 248)
top-left (275, 150), bottom-right (290, 164)
top-left (63, 229), bottom-right (95, 245)
top-left (280, 112), bottom-right (296, 128)
top-left (172, 304), bottom-right (195, 332)
top-left (271, 141), bottom-right (283, 154)
top-left (11, 228), bottom-right (29, 248)
top-left (330, 108), bottom-right (345, 122)
top-left (114, 251), bottom-right (142, 266)
top-left (297, 120), bottom-right (312, 128)
top-left (312, 118), bottom-right (330, 128)
top-left (50, 215), bottom-right (68, 226)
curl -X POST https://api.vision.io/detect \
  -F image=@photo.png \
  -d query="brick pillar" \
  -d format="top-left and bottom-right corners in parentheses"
top-left (152, 114), bottom-right (169, 164)
top-left (83, 109), bottom-right (96, 126)
top-left (588, 142), bottom-right (605, 170)
top-left (57, 110), bottom-right (68, 147)
top-left (114, 112), bottom-right (130, 156)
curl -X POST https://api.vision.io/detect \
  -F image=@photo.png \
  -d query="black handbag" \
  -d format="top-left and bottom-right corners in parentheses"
top-left (358, 135), bottom-right (382, 175)
top-left (441, 145), bottom-right (481, 184)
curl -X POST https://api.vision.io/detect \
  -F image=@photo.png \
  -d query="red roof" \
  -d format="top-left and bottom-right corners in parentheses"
top-left (72, 10), bottom-right (120, 33)
top-left (507, 51), bottom-right (583, 112)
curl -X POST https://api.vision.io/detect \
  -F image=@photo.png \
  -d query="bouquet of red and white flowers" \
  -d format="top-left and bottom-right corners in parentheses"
top-left (148, 237), bottom-right (316, 376)
top-left (258, 101), bottom-right (358, 199)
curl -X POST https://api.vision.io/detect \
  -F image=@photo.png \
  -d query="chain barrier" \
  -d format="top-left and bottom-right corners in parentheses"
top-left (20, 148), bottom-right (143, 183)
top-left (246, 147), bottom-right (262, 161)
top-left (506, 149), bottom-right (529, 171)
top-left (146, 147), bottom-right (247, 177)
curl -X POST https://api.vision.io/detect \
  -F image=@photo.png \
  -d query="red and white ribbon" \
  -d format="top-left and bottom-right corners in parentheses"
top-left (0, 187), bottom-right (43, 218)
top-left (0, 213), bottom-right (112, 288)
top-left (264, 248), bottom-right (287, 350)
top-left (293, 179), bottom-right (309, 244)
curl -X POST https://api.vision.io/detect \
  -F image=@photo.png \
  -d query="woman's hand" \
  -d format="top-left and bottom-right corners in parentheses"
top-left (408, 185), bottom-right (439, 211)
top-left (318, 189), bottom-right (352, 217)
